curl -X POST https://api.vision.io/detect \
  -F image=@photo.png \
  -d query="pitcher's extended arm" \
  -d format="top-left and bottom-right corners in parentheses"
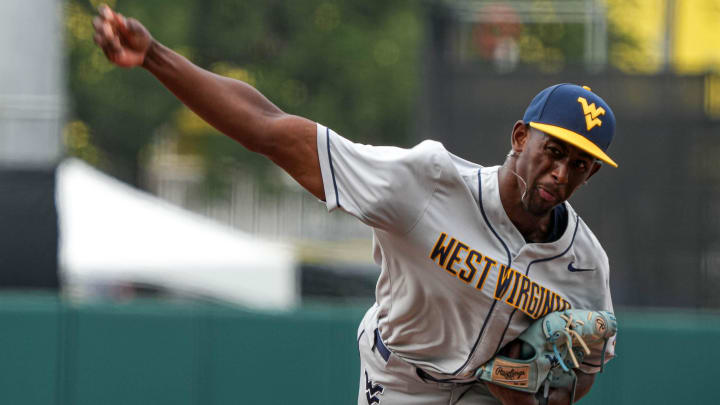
top-left (93, 5), bottom-right (323, 199)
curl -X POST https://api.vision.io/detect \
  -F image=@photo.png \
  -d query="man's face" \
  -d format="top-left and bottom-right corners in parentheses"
top-left (515, 128), bottom-right (600, 216)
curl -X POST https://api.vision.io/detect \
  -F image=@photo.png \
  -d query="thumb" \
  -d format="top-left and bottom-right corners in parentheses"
top-left (115, 14), bottom-right (131, 35)
top-left (111, 8), bottom-right (145, 37)
top-left (116, 16), bottom-right (151, 50)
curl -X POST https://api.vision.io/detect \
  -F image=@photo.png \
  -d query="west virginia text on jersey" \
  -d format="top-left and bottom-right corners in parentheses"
top-left (429, 232), bottom-right (571, 319)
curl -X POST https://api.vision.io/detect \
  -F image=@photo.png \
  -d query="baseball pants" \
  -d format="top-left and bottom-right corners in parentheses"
top-left (357, 304), bottom-right (501, 405)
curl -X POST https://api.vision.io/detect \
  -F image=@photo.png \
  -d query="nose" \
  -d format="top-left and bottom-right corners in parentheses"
top-left (552, 160), bottom-right (569, 184)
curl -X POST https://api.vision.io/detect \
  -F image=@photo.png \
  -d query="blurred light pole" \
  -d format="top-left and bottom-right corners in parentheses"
top-left (0, 0), bottom-right (63, 167)
top-left (0, 0), bottom-right (63, 288)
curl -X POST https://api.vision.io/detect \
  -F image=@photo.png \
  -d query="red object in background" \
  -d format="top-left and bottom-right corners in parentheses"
top-left (472, 3), bottom-right (522, 59)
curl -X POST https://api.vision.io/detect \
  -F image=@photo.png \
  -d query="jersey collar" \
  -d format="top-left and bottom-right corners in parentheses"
top-left (478, 166), bottom-right (578, 259)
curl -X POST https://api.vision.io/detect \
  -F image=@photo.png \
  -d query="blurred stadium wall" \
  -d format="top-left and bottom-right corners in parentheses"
top-left (0, 0), bottom-right (63, 288)
top-left (0, 293), bottom-right (718, 405)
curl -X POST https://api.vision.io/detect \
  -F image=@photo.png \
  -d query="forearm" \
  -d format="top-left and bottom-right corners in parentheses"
top-left (547, 371), bottom-right (595, 404)
top-left (141, 40), bottom-right (282, 152)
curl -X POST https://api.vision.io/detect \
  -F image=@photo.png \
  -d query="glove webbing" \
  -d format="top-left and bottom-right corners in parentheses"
top-left (551, 313), bottom-right (591, 371)
top-left (544, 313), bottom-right (594, 404)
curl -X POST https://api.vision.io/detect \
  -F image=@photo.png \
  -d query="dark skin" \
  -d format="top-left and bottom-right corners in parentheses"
top-left (92, 6), bottom-right (602, 405)
top-left (499, 121), bottom-right (602, 244)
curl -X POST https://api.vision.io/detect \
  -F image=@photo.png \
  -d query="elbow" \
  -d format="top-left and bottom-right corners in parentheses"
top-left (238, 112), bottom-right (287, 155)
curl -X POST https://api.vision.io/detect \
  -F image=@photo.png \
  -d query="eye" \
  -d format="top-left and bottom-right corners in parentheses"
top-left (547, 145), bottom-right (563, 157)
top-left (573, 159), bottom-right (589, 172)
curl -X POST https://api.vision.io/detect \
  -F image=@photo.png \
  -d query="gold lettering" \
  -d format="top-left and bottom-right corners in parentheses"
top-left (526, 282), bottom-right (540, 315)
top-left (494, 265), bottom-right (516, 300)
top-left (475, 256), bottom-right (496, 291)
top-left (429, 233), bottom-right (456, 267)
top-left (445, 241), bottom-right (469, 275)
top-left (577, 96), bottom-right (605, 131)
top-left (459, 250), bottom-right (481, 283)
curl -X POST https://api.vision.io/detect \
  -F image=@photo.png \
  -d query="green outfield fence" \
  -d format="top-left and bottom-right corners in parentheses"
top-left (0, 292), bottom-right (716, 404)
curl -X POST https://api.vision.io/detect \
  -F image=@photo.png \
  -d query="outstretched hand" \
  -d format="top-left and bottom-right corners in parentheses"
top-left (92, 4), bottom-right (152, 68)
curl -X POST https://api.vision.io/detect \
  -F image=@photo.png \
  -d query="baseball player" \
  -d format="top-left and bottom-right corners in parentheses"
top-left (93, 5), bottom-right (616, 405)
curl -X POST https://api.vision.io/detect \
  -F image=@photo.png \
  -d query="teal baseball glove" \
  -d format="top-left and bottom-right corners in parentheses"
top-left (475, 309), bottom-right (617, 404)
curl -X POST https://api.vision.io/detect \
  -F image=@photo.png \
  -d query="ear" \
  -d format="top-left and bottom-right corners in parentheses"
top-left (510, 120), bottom-right (530, 154)
top-left (584, 161), bottom-right (603, 183)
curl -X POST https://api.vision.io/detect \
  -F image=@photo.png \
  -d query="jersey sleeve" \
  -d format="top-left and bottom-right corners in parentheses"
top-left (316, 123), bottom-right (445, 233)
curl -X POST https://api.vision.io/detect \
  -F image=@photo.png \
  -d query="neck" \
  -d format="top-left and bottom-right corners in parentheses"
top-left (498, 159), bottom-right (553, 243)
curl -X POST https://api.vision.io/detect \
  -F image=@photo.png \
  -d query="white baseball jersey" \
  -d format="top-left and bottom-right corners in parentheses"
top-left (316, 123), bottom-right (615, 381)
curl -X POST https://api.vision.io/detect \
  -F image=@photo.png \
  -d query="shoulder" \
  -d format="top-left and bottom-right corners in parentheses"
top-left (370, 138), bottom-right (467, 185)
top-left (374, 139), bottom-right (451, 183)
top-left (410, 139), bottom-right (449, 174)
top-left (319, 123), bottom-right (483, 189)
top-left (391, 140), bottom-right (482, 194)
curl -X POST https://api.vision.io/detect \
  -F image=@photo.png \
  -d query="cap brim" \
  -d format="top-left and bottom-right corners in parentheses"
top-left (529, 122), bottom-right (618, 168)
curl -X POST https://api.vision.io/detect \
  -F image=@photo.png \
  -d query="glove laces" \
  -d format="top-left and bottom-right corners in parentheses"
top-left (559, 314), bottom-right (591, 368)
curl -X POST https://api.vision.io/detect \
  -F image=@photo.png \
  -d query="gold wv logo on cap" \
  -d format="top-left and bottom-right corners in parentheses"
top-left (577, 97), bottom-right (605, 131)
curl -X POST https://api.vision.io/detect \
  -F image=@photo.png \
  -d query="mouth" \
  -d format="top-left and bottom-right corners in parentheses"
top-left (536, 185), bottom-right (559, 203)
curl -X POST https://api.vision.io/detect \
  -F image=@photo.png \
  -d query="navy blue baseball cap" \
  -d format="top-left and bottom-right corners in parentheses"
top-left (523, 83), bottom-right (617, 167)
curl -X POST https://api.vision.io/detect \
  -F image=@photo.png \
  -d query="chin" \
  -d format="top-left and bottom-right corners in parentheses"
top-left (523, 194), bottom-right (555, 216)
top-left (525, 200), bottom-right (556, 217)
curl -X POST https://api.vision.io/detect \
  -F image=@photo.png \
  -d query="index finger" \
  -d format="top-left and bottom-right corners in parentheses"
top-left (98, 4), bottom-right (123, 27)
top-left (97, 5), bottom-right (126, 34)
top-left (98, 4), bottom-right (113, 20)
top-left (92, 16), bottom-right (104, 32)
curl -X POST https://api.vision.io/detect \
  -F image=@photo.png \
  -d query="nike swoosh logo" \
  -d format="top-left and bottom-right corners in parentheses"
top-left (568, 262), bottom-right (595, 272)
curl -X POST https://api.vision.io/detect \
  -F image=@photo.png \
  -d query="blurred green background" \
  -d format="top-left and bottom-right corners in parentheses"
top-left (65, 0), bottom-right (424, 188)
top-left (64, 0), bottom-right (720, 188)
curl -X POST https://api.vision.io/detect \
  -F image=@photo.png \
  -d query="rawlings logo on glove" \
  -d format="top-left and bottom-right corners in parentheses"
top-left (491, 358), bottom-right (530, 387)
top-left (476, 309), bottom-right (617, 404)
